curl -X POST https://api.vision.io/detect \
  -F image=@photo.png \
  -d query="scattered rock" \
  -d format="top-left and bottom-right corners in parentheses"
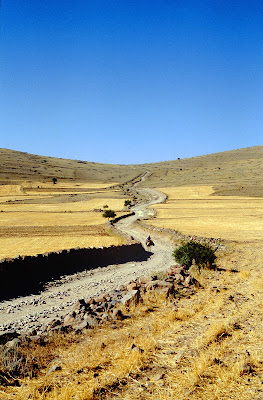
top-left (48, 319), bottom-right (61, 330)
top-left (101, 313), bottom-right (112, 321)
top-left (112, 309), bottom-right (125, 320)
top-left (83, 317), bottom-right (100, 328)
top-left (0, 330), bottom-right (19, 345)
top-left (5, 338), bottom-right (21, 349)
top-left (47, 364), bottom-right (62, 375)
top-left (173, 274), bottom-right (185, 283)
top-left (121, 290), bottom-right (141, 306)
top-left (74, 299), bottom-right (88, 313)
top-left (96, 295), bottom-right (109, 304)
top-left (126, 281), bottom-right (140, 291)
top-left (145, 280), bottom-right (174, 296)
top-left (167, 266), bottom-right (185, 276)
top-left (73, 321), bottom-right (89, 333)
top-left (0, 258), bottom-right (204, 342)
top-left (130, 343), bottom-right (144, 353)
top-left (184, 276), bottom-right (202, 288)
top-left (138, 276), bottom-right (152, 285)
top-left (63, 311), bottom-right (76, 325)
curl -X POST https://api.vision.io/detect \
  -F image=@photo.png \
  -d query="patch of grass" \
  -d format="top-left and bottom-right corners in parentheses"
top-left (172, 307), bottom-right (195, 321)
top-left (203, 320), bottom-right (233, 345)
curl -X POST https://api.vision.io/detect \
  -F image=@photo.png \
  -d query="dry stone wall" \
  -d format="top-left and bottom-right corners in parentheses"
top-left (0, 242), bottom-right (149, 301)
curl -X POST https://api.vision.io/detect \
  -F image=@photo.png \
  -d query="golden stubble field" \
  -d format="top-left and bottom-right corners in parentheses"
top-left (147, 186), bottom-right (263, 242)
top-left (0, 181), bottom-right (127, 260)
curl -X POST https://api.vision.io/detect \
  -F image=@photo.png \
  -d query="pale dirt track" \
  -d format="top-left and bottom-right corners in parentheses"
top-left (0, 187), bottom-right (175, 334)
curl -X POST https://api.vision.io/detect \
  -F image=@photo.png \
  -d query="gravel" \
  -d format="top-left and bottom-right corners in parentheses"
top-left (0, 187), bottom-right (174, 334)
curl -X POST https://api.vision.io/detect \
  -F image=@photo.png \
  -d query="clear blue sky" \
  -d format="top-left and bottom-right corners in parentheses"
top-left (1, 1), bottom-right (262, 164)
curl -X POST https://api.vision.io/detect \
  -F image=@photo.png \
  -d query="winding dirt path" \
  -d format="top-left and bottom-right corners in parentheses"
top-left (0, 184), bottom-right (175, 334)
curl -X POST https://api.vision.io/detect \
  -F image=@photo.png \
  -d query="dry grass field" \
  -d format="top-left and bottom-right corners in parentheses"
top-left (146, 186), bottom-right (263, 241)
top-left (0, 180), bottom-right (128, 260)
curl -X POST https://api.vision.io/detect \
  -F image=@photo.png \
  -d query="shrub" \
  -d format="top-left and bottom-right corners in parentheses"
top-left (173, 240), bottom-right (216, 269)
top-left (102, 209), bottom-right (116, 220)
top-left (124, 200), bottom-right (132, 207)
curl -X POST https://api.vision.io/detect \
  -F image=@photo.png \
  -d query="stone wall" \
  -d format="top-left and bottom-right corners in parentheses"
top-left (136, 220), bottom-right (227, 248)
top-left (0, 242), bottom-right (149, 300)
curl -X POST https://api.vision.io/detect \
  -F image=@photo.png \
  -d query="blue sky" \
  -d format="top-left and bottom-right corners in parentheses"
top-left (1, 1), bottom-right (263, 164)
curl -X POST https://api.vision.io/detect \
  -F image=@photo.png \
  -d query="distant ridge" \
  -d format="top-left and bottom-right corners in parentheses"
top-left (0, 146), bottom-right (262, 197)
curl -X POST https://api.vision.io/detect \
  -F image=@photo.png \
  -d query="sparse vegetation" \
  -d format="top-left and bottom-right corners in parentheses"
top-left (173, 240), bottom-right (216, 269)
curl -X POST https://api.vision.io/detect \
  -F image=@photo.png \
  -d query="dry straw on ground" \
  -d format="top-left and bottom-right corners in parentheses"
top-left (147, 186), bottom-right (263, 241)
top-left (4, 242), bottom-right (263, 399)
top-left (0, 181), bottom-right (126, 259)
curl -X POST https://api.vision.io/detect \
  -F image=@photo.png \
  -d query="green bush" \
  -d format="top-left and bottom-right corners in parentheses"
top-left (102, 209), bottom-right (116, 219)
top-left (173, 240), bottom-right (216, 269)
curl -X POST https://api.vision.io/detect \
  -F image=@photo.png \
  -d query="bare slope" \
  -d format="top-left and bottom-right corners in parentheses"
top-left (1, 146), bottom-right (262, 196)
top-left (141, 146), bottom-right (263, 197)
top-left (0, 148), bottom-right (145, 185)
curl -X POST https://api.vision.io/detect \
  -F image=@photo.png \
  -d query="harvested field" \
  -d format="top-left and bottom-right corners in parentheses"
top-left (146, 186), bottom-right (263, 241)
top-left (0, 197), bottom-right (125, 213)
top-left (0, 234), bottom-right (124, 260)
top-left (0, 181), bottom-right (127, 260)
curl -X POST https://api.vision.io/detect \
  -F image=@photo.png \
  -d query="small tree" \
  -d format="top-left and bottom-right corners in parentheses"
top-left (52, 177), bottom-right (57, 184)
top-left (124, 200), bottom-right (132, 207)
top-left (103, 204), bottom-right (108, 209)
top-left (173, 240), bottom-right (216, 269)
top-left (102, 209), bottom-right (116, 220)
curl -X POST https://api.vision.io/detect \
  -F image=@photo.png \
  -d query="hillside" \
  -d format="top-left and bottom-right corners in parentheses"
top-left (140, 146), bottom-right (263, 197)
top-left (1, 146), bottom-right (262, 197)
top-left (0, 148), bottom-right (144, 185)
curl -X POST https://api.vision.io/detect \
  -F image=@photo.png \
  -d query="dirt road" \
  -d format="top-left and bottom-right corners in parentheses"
top-left (0, 186), bottom-right (175, 334)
